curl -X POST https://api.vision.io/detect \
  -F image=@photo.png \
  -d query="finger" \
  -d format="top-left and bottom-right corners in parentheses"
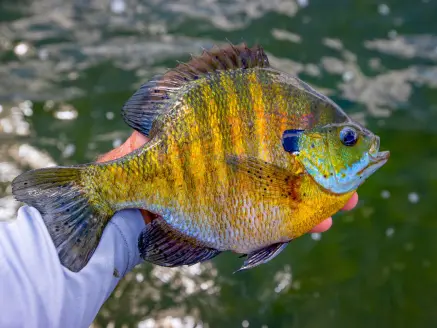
top-left (310, 217), bottom-right (332, 233)
top-left (342, 192), bottom-right (358, 211)
top-left (129, 130), bottom-right (149, 150)
top-left (140, 209), bottom-right (154, 224)
top-left (309, 193), bottom-right (358, 234)
top-left (97, 131), bottom-right (149, 163)
top-left (96, 139), bottom-right (131, 163)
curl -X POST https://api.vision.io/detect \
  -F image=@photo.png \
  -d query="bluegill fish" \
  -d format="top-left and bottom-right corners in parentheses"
top-left (11, 43), bottom-right (389, 273)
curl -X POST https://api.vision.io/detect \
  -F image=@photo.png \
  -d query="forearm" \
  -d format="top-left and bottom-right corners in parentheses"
top-left (0, 206), bottom-right (145, 328)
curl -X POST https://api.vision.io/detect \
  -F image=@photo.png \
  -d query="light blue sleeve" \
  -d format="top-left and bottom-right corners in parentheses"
top-left (0, 206), bottom-right (146, 328)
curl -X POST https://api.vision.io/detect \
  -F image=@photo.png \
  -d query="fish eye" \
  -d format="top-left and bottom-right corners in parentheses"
top-left (340, 127), bottom-right (358, 146)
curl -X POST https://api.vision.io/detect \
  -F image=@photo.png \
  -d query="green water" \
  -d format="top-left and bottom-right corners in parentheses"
top-left (1, 0), bottom-right (436, 327)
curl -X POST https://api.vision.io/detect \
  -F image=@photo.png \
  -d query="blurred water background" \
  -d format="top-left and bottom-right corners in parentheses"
top-left (1, 0), bottom-right (437, 327)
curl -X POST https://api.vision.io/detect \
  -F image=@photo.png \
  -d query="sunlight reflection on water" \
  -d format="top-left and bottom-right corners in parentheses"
top-left (1, 0), bottom-right (437, 327)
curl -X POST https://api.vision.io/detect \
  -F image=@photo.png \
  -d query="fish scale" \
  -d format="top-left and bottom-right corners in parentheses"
top-left (11, 43), bottom-right (389, 272)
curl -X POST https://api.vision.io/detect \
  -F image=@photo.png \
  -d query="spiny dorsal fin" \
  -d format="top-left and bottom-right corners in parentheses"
top-left (121, 42), bottom-right (270, 137)
top-left (164, 42), bottom-right (270, 85)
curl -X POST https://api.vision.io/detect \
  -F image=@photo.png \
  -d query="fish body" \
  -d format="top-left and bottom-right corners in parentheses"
top-left (11, 44), bottom-right (389, 272)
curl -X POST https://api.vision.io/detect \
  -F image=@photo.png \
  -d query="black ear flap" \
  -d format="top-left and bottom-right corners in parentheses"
top-left (282, 129), bottom-right (304, 154)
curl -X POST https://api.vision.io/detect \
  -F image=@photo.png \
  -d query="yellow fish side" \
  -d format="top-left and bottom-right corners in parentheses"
top-left (83, 68), bottom-right (354, 254)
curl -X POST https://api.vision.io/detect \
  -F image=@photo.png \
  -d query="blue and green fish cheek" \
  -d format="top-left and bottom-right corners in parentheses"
top-left (290, 124), bottom-right (382, 194)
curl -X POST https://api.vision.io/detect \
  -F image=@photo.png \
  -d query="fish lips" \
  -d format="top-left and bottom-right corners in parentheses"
top-left (367, 135), bottom-right (390, 171)
top-left (370, 150), bottom-right (390, 163)
top-left (360, 150), bottom-right (390, 180)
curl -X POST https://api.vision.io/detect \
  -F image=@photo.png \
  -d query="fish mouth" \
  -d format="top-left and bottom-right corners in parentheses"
top-left (358, 150), bottom-right (389, 181)
top-left (369, 150), bottom-right (390, 164)
top-left (369, 136), bottom-right (390, 164)
top-left (356, 150), bottom-right (389, 178)
top-left (358, 136), bottom-right (390, 179)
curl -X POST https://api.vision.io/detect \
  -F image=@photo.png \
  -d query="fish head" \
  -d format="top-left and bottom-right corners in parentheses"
top-left (288, 122), bottom-right (390, 194)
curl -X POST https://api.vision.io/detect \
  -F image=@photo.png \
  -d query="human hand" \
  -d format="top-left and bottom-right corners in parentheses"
top-left (97, 131), bottom-right (359, 230)
top-left (310, 192), bottom-right (358, 233)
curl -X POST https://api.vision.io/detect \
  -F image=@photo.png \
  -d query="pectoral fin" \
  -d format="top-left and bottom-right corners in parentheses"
top-left (235, 242), bottom-right (289, 273)
top-left (226, 155), bottom-right (301, 198)
top-left (138, 218), bottom-right (221, 267)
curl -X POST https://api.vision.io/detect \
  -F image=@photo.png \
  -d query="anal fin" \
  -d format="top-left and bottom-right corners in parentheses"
top-left (235, 242), bottom-right (289, 273)
top-left (138, 218), bottom-right (221, 267)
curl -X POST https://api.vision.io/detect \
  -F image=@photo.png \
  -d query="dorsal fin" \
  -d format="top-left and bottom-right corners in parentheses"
top-left (121, 42), bottom-right (270, 137)
top-left (164, 42), bottom-right (270, 85)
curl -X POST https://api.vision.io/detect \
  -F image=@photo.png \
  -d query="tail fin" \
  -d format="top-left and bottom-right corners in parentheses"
top-left (11, 166), bottom-right (112, 272)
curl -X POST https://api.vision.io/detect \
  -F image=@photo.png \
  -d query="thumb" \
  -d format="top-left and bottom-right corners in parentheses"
top-left (97, 131), bottom-right (149, 163)
top-left (129, 131), bottom-right (149, 150)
